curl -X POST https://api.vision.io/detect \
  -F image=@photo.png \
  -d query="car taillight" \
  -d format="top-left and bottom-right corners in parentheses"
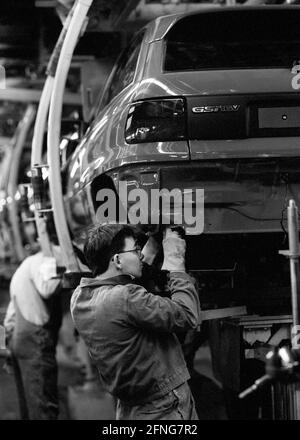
top-left (125, 98), bottom-right (186, 144)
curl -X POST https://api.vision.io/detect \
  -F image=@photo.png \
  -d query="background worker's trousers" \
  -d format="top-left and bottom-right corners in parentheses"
top-left (11, 303), bottom-right (59, 420)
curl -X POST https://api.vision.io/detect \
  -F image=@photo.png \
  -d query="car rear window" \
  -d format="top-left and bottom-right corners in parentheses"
top-left (164, 9), bottom-right (300, 71)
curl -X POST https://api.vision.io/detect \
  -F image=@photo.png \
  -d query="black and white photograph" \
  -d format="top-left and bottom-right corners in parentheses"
top-left (1, 0), bottom-right (300, 428)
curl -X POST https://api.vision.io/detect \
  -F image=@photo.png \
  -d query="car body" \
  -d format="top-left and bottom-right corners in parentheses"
top-left (65, 6), bottom-right (300, 313)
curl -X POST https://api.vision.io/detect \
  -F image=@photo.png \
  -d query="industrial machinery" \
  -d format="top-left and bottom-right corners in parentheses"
top-left (239, 200), bottom-right (300, 419)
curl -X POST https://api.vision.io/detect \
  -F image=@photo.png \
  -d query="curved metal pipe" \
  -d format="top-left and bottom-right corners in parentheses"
top-left (47, 0), bottom-right (92, 271)
top-left (31, 6), bottom-right (75, 257)
top-left (7, 105), bottom-right (36, 262)
top-left (31, 77), bottom-right (53, 256)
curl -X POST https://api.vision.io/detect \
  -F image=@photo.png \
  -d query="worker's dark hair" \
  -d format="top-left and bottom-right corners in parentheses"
top-left (84, 223), bottom-right (146, 276)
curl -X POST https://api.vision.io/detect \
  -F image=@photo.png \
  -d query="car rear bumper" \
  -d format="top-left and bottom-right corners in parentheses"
top-left (113, 157), bottom-right (300, 235)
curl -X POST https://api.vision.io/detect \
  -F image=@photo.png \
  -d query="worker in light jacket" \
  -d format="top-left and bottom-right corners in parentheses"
top-left (4, 239), bottom-right (64, 420)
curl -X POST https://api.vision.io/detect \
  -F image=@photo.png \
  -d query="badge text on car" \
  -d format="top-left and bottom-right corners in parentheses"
top-left (192, 105), bottom-right (240, 113)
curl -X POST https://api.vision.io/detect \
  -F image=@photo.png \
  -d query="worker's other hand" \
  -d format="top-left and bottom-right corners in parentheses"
top-left (161, 227), bottom-right (186, 272)
top-left (2, 353), bottom-right (13, 375)
top-left (63, 358), bottom-right (87, 386)
top-left (56, 345), bottom-right (87, 385)
top-left (142, 234), bottom-right (160, 265)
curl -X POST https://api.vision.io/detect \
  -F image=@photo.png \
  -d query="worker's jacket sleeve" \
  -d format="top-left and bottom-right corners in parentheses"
top-left (126, 271), bottom-right (201, 333)
top-left (30, 256), bottom-right (61, 299)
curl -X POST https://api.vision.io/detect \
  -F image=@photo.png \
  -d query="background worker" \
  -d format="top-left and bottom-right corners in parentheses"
top-left (3, 223), bottom-right (64, 420)
top-left (71, 223), bottom-right (201, 420)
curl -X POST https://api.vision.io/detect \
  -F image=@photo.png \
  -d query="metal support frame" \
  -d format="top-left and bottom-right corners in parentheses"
top-left (287, 200), bottom-right (300, 332)
top-left (31, 78), bottom-right (53, 257)
top-left (31, 6), bottom-right (75, 257)
top-left (279, 199), bottom-right (300, 335)
top-left (7, 105), bottom-right (36, 262)
top-left (47, 0), bottom-right (93, 272)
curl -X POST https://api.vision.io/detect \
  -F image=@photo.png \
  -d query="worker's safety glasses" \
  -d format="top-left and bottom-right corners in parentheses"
top-left (117, 246), bottom-right (143, 257)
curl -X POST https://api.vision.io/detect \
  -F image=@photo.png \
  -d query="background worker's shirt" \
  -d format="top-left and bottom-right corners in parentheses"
top-left (5, 247), bottom-right (63, 327)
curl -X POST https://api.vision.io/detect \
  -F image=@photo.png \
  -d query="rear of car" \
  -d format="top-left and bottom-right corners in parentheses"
top-left (119, 6), bottom-right (300, 314)
top-left (123, 7), bottom-right (300, 234)
top-left (67, 6), bottom-right (300, 315)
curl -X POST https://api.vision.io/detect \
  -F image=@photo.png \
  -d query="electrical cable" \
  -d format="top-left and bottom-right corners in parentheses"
top-left (224, 206), bottom-right (285, 222)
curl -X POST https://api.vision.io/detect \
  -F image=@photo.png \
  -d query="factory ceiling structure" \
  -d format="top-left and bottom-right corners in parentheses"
top-left (0, 0), bottom-right (142, 79)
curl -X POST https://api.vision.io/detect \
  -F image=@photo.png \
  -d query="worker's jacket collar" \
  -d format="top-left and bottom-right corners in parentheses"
top-left (79, 274), bottom-right (136, 288)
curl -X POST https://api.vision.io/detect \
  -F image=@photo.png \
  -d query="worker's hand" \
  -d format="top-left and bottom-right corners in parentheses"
top-left (2, 353), bottom-right (13, 375)
top-left (161, 227), bottom-right (186, 272)
top-left (142, 234), bottom-right (160, 265)
top-left (56, 345), bottom-right (87, 385)
top-left (63, 358), bottom-right (87, 386)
